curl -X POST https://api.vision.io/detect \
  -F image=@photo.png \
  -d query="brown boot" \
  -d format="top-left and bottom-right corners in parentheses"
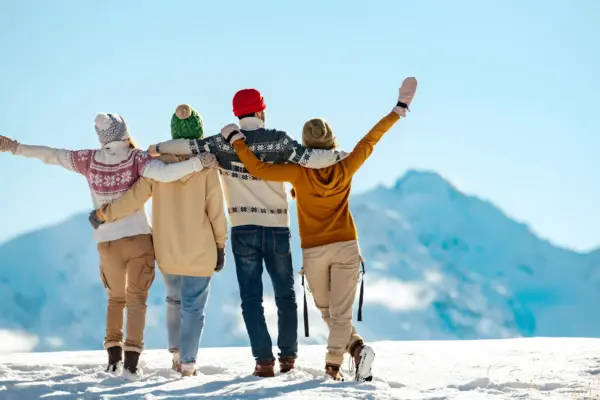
top-left (253, 360), bottom-right (275, 378)
top-left (325, 363), bottom-right (344, 381)
top-left (279, 357), bottom-right (295, 373)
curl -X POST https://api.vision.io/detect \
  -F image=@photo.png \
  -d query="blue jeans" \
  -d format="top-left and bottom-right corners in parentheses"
top-left (163, 272), bottom-right (211, 364)
top-left (231, 225), bottom-right (298, 362)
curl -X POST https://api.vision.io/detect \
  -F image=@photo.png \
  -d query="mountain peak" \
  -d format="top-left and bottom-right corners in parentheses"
top-left (394, 169), bottom-right (456, 197)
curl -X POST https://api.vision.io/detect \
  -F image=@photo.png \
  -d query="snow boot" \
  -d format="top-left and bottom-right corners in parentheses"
top-left (181, 363), bottom-right (197, 377)
top-left (325, 363), bottom-right (344, 381)
top-left (171, 351), bottom-right (181, 373)
top-left (123, 350), bottom-right (141, 376)
top-left (253, 360), bottom-right (275, 378)
top-left (105, 346), bottom-right (123, 373)
top-left (279, 357), bottom-right (295, 373)
top-left (349, 341), bottom-right (375, 382)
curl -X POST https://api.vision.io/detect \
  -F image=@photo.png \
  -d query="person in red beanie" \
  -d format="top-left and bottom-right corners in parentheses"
top-left (148, 88), bottom-right (347, 377)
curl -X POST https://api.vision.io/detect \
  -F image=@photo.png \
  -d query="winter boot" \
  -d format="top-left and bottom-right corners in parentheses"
top-left (123, 350), bottom-right (141, 376)
top-left (171, 351), bottom-right (181, 373)
top-left (325, 363), bottom-right (344, 381)
top-left (105, 346), bottom-right (123, 373)
top-left (349, 341), bottom-right (375, 382)
top-left (253, 360), bottom-right (275, 378)
top-left (181, 363), bottom-right (197, 377)
top-left (279, 357), bottom-right (296, 373)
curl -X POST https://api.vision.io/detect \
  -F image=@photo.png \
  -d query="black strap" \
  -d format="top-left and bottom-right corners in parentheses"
top-left (302, 274), bottom-right (309, 337)
top-left (225, 130), bottom-right (241, 144)
top-left (357, 261), bottom-right (365, 322)
top-left (396, 101), bottom-right (409, 109)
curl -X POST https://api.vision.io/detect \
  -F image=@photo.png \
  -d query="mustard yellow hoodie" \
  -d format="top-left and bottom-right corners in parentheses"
top-left (233, 112), bottom-right (400, 249)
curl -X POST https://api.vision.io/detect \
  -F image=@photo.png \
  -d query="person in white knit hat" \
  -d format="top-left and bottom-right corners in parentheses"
top-left (0, 112), bottom-right (218, 376)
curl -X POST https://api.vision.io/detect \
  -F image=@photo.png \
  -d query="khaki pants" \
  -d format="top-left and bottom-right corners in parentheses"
top-left (97, 234), bottom-right (156, 353)
top-left (302, 240), bottom-right (363, 365)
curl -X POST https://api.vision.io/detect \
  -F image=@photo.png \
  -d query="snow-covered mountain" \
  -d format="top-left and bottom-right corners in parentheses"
top-left (1, 169), bottom-right (599, 353)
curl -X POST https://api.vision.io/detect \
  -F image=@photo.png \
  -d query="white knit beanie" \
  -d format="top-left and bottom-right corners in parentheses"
top-left (95, 113), bottom-right (130, 146)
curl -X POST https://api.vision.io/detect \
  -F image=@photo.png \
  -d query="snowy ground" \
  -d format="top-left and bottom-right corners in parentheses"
top-left (1, 338), bottom-right (599, 399)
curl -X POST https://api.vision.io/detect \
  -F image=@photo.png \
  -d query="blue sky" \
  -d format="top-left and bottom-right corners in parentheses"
top-left (0, 0), bottom-right (598, 251)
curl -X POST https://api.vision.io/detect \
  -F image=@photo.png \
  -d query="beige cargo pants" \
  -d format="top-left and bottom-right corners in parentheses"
top-left (302, 240), bottom-right (363, 366)
top-left (97, 234), bottom-right (156, 353)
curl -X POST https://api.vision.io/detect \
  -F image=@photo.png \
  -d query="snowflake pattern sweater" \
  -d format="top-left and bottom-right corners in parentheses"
top-left (154, 117), bottom-right (348, 228)
top-left (15, 141), bottom-right (203, 242)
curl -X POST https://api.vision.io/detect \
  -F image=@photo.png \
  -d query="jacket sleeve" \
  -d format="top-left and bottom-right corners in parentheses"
top-left (233, 140), bottom-right (302, 183)
top-left (205, 170), bottom-right (228, 248)
top-left (14, 144), bottom-right (94, 176)
top-left (155, 136), bottom-right (212, 155)
top-left (135, 150), bottom-right (203, 182)
top-left (340, 112), bottom-right (400, 176)
top-left (99, 177), bottom-right (154, 222)
top-left (275, 131), bottom-right (348, 169)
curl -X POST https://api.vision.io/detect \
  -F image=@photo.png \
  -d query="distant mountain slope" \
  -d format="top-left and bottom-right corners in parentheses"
top-left (1, 169), bottom-right (598, 352)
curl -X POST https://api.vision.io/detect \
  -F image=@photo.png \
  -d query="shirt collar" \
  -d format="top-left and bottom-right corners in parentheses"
top-left (239, 117), bottom-right (265, 131)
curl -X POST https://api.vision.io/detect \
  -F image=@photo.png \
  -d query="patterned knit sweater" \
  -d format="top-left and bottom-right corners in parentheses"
top-left (15, 141), bottom-right (202, 242)
top-left (155, 118), bottom-right (348, 228)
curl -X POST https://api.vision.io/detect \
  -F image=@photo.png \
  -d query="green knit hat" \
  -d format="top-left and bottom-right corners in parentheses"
top-left (171, 104), bottom-right (204, 139)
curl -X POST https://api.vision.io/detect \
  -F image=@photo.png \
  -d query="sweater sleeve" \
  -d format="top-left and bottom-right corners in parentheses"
top-left (135, 150), bottom-right (203, 182)
top-left (340, 112), bottom-right (401, 176)
top-left (155, 136), bottom-right (211, 155)
top-left (205, 169), bottom-right (228, 248)
top-left (276, 131), bottom-right (348, 169)
top-left (233, 140), bottom-right (302, 183)
top-left (99, 177), bottom-right (154, 222)
top-left (15, 144), bottom-right (94, 176)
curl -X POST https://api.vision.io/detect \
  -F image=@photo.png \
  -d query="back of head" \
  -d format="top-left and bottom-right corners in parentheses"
top-left (232, 88), bottom-right (267, 119)
top-left (171, 104), bottom-right (204, 140)
top-left (95, 113), bottom-right (130, 146)
top-left (302, 118), bottom-right (336, 150)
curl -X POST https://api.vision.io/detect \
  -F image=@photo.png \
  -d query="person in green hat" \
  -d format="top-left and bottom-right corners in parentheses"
top-left (89, 104), bottom-right (227, 377)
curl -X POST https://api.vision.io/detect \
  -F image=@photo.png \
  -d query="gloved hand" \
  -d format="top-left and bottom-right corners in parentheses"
top-left (215, 246), bottom-right (226, 272)
top-left (88, 209), bottom-right (105, 229)
top-left (393, 77), bottom-right (418, 117)
top-left (197, 152), bottom-right (219, 169)
top-left (0, 135), bottom-right (19, 153)
top-left (147, 144), bottom-right (160, 157)
top-left (220, 123), bottom-right (245, 144)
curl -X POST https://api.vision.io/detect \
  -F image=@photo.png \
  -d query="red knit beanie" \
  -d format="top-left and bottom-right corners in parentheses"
top-left (232, 89), bottom-right (266, 117)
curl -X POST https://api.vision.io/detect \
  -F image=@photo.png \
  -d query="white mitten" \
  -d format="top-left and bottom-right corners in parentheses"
top-left (197, 152), bottom-right (219, 169)
top-left (221, 123), bottom-right (245, 144)
top-left (393, 77), bottom-right (418, 117)
top-left (0, 135), bottom-right (19, 153)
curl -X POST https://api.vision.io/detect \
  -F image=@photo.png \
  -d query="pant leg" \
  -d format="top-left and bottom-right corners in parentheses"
top-left (179, 276), bottom-right (211, 364)
top-left (162, 272), bottom-right (182, 353)
top-left (122, 234), bottom-right (156, 353)
top-left (98, 241), bottom-right (127, 349)
top-left (328, 241), bottom-right (362, 364)
top-left (231, 225), bottom-right (274, 362)
top-left (263, 227), bottom-right (298, 359)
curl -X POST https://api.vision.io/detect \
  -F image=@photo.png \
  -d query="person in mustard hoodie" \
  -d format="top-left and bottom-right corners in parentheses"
top-left (219, 77), bottom-right (418, 381)
top-left (88, 105), bottom-right (227, 377)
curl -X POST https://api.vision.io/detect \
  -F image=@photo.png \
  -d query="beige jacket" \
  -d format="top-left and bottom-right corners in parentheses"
top-left (99, 155), bottom-right (228, 277)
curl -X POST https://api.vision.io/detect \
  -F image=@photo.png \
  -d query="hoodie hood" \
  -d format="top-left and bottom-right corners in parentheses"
top-left (305, 151), bottom-right (351, 196)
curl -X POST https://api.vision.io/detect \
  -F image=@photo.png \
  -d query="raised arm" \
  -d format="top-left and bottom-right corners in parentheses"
top-left (138, 151), bottom-right (218, 182)
top-left (341, 77), bottom-right (418, 176)
top-left (221, 124), bottom-right (302, 183)
top-left (0, 135), bottom-right (93, 175)
top-left (98, 177), bottom-right (154, 222)
top-left (205, 169), bottom-right (228, 248)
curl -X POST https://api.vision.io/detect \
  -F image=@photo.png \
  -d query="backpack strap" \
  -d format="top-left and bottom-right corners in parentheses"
top-left (357, 260), bottom-right (366, 322)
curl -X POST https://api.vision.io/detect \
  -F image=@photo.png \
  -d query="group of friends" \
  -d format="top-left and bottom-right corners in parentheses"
top-left (0, 76), bottom-right (418, 382)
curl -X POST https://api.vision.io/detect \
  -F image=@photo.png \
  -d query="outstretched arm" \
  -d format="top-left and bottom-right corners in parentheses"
top-left (222, 125), bottom-right (302, 183)
top-left (148, 136), bottom-right (213, 156)
top-left (341, 77), bottom-right (418, 176)
top-left (0, 135), bottom-right (93, 175)
top-left (138, 151), bottom-right (218, 182)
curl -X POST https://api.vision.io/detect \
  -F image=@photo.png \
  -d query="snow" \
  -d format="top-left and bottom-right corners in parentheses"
top-left (1, 338), bottom-right (599, 399)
